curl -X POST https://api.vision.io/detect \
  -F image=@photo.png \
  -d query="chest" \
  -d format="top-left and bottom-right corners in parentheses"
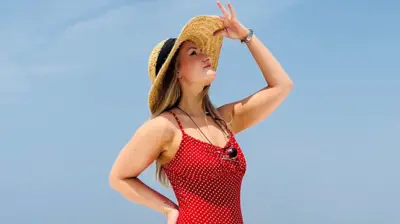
top-left (163, 134), bottom-right (247, 182)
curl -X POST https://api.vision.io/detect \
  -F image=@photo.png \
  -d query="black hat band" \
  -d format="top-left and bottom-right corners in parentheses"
top-left (155, 38), bottom-right (177, 76)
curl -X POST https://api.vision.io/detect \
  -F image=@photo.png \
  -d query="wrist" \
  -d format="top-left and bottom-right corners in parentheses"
top-left (240, 28), bottom-right (254, 44)
top-left (238, 27), bottom-right (250, 40)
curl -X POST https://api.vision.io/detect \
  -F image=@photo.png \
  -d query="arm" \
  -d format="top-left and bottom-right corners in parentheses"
top-left (108, 115), bottom-right (178, 216)
top-left (219, 34), bottom-right (294, 134)
top-left (214, 2), bottom-right (294, 134)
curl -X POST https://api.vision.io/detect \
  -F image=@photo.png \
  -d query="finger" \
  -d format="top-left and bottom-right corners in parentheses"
top-left (227, 2), bottom-right (236, 19)
top-left (217, 15), bottom-right (226, 23)
top-left (210, 15), bottom-right (225, 21)
top-left (213, 28), bottom-right (228, 37)
top-left (216, 1), bottom-right (230, 18)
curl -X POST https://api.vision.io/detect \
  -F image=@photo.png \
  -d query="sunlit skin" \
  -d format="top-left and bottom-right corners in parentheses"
top-left (174, 41), bottom-right (217, 115)
top-left (109, 2), bottom-right (294, 224)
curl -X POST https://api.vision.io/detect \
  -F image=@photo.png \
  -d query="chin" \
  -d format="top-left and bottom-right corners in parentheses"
top-left (203, 73), bottom-right (216, 85)
top-left (205, 69), bottom-right (216, 77)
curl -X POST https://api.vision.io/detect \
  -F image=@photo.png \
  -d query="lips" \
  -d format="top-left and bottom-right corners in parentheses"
top-left (204, 63), bottom-right (211, 68)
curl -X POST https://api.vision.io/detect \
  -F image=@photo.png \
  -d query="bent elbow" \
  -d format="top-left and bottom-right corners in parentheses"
top-left (109, 172), bottom-right (124, 190)
top-left (108, 175), bottom-right (118, 190)
top-left (283, 79), bottom-right (294, 90)
top-left (268, 79), bottom-right (294, 91)
top-left (108, 172), bottom-right (138, 191)
top-left (274, 82), bottom-right (294, 93)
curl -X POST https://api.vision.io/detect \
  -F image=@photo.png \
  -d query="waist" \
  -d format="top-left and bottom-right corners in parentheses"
top-left (177, 204), bottom-right (244, 224)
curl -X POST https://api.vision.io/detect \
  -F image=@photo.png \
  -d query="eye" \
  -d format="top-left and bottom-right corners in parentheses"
top-left (189, 50), bottom-right (197, 56)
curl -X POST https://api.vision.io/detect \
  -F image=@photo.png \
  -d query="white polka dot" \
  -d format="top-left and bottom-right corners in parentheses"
top-left (163, 111), bottom-right (247, 224)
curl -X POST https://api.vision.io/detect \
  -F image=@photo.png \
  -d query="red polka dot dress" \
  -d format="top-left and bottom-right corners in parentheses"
top-left (162, 111), bottom-right (247, 224)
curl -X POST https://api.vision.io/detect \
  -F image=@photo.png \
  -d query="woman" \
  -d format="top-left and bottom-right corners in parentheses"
top-left (109, 2), bottom-right (293, 224)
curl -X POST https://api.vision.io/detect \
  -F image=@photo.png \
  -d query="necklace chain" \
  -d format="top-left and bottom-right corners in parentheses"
top-left (175, 107), bottom-right (238, 161)
top-left (176, 107), bottom-right (226, 146)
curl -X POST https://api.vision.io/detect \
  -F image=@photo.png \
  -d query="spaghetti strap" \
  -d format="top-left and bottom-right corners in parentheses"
top-left (169, 110), bottom-right (185, 134)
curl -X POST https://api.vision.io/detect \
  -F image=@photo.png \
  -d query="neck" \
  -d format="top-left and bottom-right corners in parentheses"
top-left (177, 88), bottom-right (206, 117)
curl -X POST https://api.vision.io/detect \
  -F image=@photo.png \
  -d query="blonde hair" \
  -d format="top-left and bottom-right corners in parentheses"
top-left (150, 43), bottom-right (229, 188)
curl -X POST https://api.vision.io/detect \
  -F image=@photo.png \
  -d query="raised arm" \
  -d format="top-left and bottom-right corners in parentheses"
top-left (108, 115), bottom-right (178, 219)
top-left (214, 2), bottom-right (294, 134)
top-left (219, 34), bottom-right (294, 134)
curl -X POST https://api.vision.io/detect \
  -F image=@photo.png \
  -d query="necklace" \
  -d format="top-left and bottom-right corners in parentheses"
top-left (176, 107), bottom-right (238, 160)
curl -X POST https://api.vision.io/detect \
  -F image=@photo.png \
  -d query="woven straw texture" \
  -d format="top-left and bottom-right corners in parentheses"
top-left (147, 15), bottom-right (225, 114)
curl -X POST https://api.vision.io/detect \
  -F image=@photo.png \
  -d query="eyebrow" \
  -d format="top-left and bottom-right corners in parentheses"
top-left (187, 47), bottom-right (197, 52)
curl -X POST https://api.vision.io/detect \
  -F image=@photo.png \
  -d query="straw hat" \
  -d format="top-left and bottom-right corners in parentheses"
top-left (147, 15), bottom-right (225, 114)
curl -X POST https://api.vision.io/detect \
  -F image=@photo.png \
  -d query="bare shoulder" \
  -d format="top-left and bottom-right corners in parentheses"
top-left (109, 111), bottom-right (178, 180)
top-left (216, 104), bottom-right (235, 130)
top-left (217, 103), bottom-right (233, 119)
top-left (154, 111), bottom-right (183, 164)
top-left (138, 112), bottom-right (179, 147)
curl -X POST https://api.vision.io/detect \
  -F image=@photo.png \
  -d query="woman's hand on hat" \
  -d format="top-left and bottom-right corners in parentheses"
top-left (213, 1), bottom-right (250, 40)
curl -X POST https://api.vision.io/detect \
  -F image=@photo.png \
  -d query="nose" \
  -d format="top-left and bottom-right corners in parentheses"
top-left (202, 53), bottom-right (211, 63)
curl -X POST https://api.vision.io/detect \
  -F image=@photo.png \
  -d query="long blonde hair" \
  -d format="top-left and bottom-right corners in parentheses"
top-left (150, 43), bottom-right (229, 188)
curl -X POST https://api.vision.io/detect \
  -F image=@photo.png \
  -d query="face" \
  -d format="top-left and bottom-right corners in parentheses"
top-left (176, 41), bottom-right (216, 87)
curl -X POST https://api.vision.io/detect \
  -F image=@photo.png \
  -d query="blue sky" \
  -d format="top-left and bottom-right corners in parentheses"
top-left (1, 0), bottom-right (399, 223)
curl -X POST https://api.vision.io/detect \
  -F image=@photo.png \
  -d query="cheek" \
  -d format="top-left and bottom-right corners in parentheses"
top-left (180, 61), bottom-right (204, 81)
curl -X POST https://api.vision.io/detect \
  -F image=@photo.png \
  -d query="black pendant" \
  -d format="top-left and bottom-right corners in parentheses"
top-left (225, 147), bottom-right (238, 159)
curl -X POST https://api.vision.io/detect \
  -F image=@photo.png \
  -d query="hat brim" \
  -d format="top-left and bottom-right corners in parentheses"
top-left (148, 15), bottom-right (225, 114)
